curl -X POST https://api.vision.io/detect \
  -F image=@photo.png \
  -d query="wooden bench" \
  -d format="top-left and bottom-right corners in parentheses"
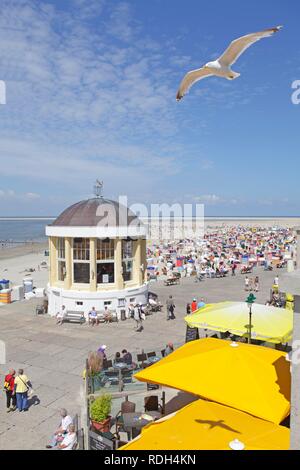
top-left (164, 278), bottom-right (180, 286)
top-left (63, 311), bottom-right (85, 324)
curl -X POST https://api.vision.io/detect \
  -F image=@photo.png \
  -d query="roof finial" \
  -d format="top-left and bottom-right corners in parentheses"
top-left (94, 180), bottom-right (103, 198)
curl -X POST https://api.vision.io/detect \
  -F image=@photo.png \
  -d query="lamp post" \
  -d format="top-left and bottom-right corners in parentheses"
top-left (246, 293), bottom-right (256, 344)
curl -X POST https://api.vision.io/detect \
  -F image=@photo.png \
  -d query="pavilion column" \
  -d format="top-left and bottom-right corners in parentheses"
top-left (141, 238), bottom-right (147, 283)
top-left (290, 295), bottom-right (300, 449)
top-left (115, 238), bottom-right (124, 290)
top-left (133, 238), bottom-right (143, 286)
top-left (64, 237), bottom-right (72, 289)
top-left (49, 237), bottom-right (57, 285)
top-left (90, 238), bottom-right (97, 291)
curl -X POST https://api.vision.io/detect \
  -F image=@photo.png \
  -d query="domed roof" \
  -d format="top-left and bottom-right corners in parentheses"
top-left (52, 198), bottom-right (140, 227)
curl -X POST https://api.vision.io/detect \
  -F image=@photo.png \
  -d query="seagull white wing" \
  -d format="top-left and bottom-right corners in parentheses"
top-left (218, 26), bottom-right (282, 66)
top-left (176, 67), bottom-right (213, 101)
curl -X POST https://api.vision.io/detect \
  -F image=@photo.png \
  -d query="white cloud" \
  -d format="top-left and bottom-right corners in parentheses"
top-left (0, 0), bottom-right (192, 204)
top-left (25, 192), bottom-right (40, 200)
top-left (195, 194), bottom-right (222, 204)
top-left (200, 159), bottom-right (214, 170)
top-left (0, 189), bottom-right (39, 200)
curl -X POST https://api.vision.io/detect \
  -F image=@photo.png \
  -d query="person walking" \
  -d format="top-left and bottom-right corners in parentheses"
top-left (14, 369), bottom-right (30, 412)
top-left (244, 276), bottom-right (249, 291)
top-left (254, 275), bottom-right (260, 292)
top-left (169, 300), bottom-right (176, 320)
top-left (134, 303), bottom-right (143, 331)
top-left (4, 369), bottom-right (16, 413)
top-left (127, 303), bottom-right (134, 319)
top-left (166, 295), bottom-right (176, 320)
top-left (231, 263), bottom-right (236, 276)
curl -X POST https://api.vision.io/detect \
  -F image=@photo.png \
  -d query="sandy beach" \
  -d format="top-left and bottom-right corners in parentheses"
top-left (204, 217), bottom-right (300, 229)
top-left (0, 218), bottom-right (299, 290)
top-left (0, 241), bottom-right (48, 260)
top-left (0, 242), bottom-right (49, 288)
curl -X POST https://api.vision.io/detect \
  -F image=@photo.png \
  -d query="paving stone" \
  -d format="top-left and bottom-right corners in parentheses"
top-left (0, 269), bottom-right (279, 449)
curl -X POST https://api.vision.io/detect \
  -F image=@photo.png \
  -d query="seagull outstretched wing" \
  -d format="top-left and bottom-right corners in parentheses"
top-left (218, 26), bottom-right (282, 66)
top-left (176, 67), bottom-right (213, 101)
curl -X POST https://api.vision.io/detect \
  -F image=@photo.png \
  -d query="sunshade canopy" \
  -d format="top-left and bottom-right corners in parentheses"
top-left (134, 338), bottom-right (290, 424)
top-left (120, 399), bottom-right (289, 450)
top-left (185, 301), bottom-right (293, 344)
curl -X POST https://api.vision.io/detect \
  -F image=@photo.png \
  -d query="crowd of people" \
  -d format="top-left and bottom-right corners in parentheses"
top-left (146, 226), bottom-right (295, 281)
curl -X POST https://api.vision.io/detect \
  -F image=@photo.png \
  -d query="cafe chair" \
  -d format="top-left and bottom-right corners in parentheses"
top-left (103, 359), bottom-right (113, 369)
top-left (144, 395), bottom-right (162, 413)
top-left (115, 396), bottom-right (136, 441)
top-left (147, 351), bottom-right (156, 358)
top-left (137, 353), bottom-right (147, 368)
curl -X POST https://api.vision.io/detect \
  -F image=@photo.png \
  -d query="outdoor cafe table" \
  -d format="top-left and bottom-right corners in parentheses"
top-left (122, 412), bottom-right (162, 440)
top-left (143, 356), bottom-right (161, 367)
top-left (113, 362), bottom-right (128, 370)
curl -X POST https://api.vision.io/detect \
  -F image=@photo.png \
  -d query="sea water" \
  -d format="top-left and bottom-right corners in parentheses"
top-left (0, 218), bottom-right (54, 243)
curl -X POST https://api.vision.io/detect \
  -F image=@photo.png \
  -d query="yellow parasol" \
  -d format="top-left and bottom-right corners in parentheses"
top-left (120, 398), bottom-right (289, 450)
top-left (185, 301), bottom-right (293, 344)
top-left (134, 338), bottom-right (290, 424)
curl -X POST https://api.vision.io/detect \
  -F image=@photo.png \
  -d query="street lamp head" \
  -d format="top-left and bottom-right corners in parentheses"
top-left (246, 293), bottom-right (256, 305)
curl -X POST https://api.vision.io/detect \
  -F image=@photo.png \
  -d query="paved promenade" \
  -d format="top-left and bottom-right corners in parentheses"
top-left (0, 267), bottom-right (277, 449)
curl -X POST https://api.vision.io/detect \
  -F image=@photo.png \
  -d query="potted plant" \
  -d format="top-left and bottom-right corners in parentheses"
top-left (90, 393), bottom-right (112, 433)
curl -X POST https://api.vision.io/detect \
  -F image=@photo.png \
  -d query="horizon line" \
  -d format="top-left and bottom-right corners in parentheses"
top-left (1, 215), bottom-right (300, 220)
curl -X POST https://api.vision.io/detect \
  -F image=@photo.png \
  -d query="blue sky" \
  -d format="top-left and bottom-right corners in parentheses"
top-left (0, 0), bottom-right (299, 216)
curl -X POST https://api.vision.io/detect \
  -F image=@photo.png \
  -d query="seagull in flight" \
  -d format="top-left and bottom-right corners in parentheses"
top-left (176, 26), bottom-right (282, 101)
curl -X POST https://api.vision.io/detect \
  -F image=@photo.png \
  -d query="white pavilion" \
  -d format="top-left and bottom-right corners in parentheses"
top-left (45, 186), bottom-right (148, 318)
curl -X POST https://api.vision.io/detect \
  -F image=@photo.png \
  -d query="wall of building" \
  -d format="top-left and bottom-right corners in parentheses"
top-left (47, 283), bottom-right (148, 317)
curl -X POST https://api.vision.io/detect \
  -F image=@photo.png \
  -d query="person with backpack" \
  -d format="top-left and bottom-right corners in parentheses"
top-left (14, 369), bottom-right (31, 412)
top-left (4, 369), bottom-right (16, 413)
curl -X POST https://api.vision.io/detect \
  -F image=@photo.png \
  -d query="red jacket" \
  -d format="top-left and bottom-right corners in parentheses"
top-left (4, 374), bottom-right (15, 391)
top-left (191, 301), bottom-right (198, 312)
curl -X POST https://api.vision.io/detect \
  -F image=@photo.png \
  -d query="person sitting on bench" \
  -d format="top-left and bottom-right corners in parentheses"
top-left (104, 306), bottom-right (113, 323)
top-left (56, 305), bottom-right (66, 325)
top-left (56, 424), bottom-right (77, 450)
top-left (46, 409), bottom-right (73, 448)
top-left (88, 307), bottom-right (99, 326)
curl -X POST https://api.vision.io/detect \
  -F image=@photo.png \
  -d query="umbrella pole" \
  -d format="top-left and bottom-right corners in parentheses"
top-left (248, 305), bottom-right (252, 344)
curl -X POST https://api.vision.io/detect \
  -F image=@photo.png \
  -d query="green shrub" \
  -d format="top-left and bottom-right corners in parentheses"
top-left (90, 393), bottom-right (112, 423)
